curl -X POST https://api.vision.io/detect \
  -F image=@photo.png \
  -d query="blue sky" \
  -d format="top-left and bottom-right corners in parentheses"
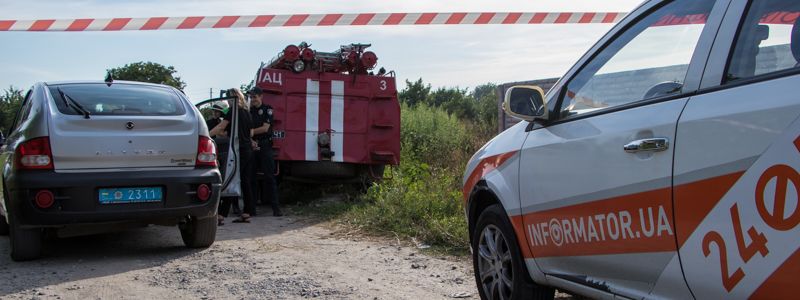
top-left (0, 0), bottom-right (641, 102)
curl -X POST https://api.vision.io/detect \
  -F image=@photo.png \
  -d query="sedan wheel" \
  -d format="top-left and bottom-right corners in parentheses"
top-left (477, 224), bottom-right (514, 300)
top-left (472, 204), bottom-right (554, 300)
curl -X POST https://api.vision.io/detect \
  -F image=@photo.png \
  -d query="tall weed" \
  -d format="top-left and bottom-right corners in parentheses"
top-left (342, 103), bottom-right (488, 253)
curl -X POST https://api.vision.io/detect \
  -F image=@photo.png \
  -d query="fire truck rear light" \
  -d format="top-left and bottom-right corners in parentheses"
top-left (196, 184), bottom-right (211, 202)
top-left (196, 136), bottom-right (217, 168)
top-left (301, 48), bottom-right (315, 61)
top-left (16, 137), bottom-right (54, 170)
top-left (34, 190), bottom-right (55, 209)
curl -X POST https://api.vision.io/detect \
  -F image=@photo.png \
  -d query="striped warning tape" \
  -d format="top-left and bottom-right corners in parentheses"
top-left (0, 12), bottom-right (628, 32)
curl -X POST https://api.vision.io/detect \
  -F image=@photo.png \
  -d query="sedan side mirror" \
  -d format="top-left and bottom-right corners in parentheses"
top-left (502, 85), bottom-right (547, 122)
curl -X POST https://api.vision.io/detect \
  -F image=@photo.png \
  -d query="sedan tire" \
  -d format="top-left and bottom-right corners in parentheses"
top-left (180, 216), bottom-right (217, 248)
top-left (472, 204), bottom-right (554, 300)
top-left (9, 215), bottom-right (43, 261)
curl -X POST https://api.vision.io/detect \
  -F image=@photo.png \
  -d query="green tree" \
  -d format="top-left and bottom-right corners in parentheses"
top-left (472, 83), bottom-right (498, 127)
top-left (399, 78), bottom-right (431, 107)
top-left (472, 83), bottom-right (497, 102)
top-left (427, 87), bottom-right (476, 120)
top-left (240, 80), bottom-right (254, 94)
top-left (107, 61), bottom-right (187, 90)
top-left (0, 86), bottom-right (24, 134)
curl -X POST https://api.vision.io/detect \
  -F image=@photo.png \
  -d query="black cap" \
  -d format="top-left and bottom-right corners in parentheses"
top-left (248, 86), bottom-right (263, 95)
top-left (211, 104), bottom-right (225, 112)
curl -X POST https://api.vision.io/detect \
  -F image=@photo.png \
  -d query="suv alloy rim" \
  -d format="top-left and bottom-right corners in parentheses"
top-left (477, 224), bottom-right (513, 300)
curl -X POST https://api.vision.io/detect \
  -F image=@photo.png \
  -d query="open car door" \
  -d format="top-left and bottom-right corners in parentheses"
top-left (195, 95), bottom-right (241, 198)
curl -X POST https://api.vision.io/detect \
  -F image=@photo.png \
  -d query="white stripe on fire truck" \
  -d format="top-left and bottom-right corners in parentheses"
top-left (306, 79), bottom-right (319, 161)
top-left (331, 80), bottom-right (344, 163)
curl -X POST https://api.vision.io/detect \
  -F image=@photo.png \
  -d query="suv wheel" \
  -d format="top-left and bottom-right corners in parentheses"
top-left (179, 216), bottom-right (217, 248)
top-left (472, 204), bottom-right (554, 300)
top-left (8, 215), bottom-right (43, 261)
top-left (0, 214), bottom-right (9, 236)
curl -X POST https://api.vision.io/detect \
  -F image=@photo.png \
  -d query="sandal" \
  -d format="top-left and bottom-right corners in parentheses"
top-left (232, 214), bottom-right (251, 223)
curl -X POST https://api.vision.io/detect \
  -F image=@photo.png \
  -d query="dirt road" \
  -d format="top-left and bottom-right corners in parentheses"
top-left (0, 214), bottom-right (481, 299)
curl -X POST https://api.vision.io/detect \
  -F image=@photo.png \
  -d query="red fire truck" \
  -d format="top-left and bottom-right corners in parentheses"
top-left (252, 42), bottom-right (400, 184)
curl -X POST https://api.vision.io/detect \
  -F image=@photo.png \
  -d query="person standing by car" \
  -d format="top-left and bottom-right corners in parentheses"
top-left (210, 88), bottom-right (256, 223)
top-left (249, 87), bottom-right (283, 216)
top-left (205, 104), bottom-right (227, 137)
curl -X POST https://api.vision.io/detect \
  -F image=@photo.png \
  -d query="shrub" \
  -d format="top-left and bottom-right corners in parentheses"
top-left (399, 103), bottom-right (472, 170)
top-left (294, 83), bottom-right (497, 254)
top-left (340, 103), bottom-right (482, 253)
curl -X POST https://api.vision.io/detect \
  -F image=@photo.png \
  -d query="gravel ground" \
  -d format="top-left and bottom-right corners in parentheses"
top-left (0, 213), bottom-right (484, 300)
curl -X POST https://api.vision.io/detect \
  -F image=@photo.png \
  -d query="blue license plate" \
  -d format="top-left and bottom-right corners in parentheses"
top-left (99, 187), bottom-right (163, 204)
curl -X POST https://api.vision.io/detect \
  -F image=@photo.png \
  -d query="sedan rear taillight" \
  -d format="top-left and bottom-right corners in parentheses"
top-left (16, 137), bottom-right (54, 170)
top-left (197, 184), bottom-right (211, 202)
top-left (34, 190), bottom-right (55, 209)
top-left (196, 136), bottom-right (217, 168)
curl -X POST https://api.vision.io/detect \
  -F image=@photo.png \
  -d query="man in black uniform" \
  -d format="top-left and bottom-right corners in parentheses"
top-left (249, 87), bottom-right (283, 216)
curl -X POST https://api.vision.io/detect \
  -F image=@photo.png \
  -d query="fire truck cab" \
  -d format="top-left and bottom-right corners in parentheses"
top-left (254, 43), bottom-right (400, 183)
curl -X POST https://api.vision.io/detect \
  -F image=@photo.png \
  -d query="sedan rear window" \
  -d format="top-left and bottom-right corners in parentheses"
top-left (48, 83), bottom-right (186, 116)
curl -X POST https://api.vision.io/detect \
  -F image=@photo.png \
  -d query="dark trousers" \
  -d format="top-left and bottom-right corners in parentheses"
top-left (254, 139), bottom-right (280, 210)
top-left (218, 143), bottom-right (256, 217)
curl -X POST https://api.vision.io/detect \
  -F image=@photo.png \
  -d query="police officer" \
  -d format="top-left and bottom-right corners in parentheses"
top-left (249, 87), bottom-right (283, 216)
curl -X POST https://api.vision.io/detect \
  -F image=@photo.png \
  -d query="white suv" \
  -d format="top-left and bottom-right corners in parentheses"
top-left (463, 0), bottom-right (800, 299)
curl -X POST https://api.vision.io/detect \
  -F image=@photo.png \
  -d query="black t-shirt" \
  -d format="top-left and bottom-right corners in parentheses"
top-left (205, 118), bottom-right (222, 133)
top-left (250, 104), bottom-right (274, 141)
top-left (223, 107), bottom-right (253, 147)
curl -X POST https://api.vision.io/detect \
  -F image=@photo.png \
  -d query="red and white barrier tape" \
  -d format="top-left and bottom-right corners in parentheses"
top-left (0, 12), bottom-right (628, 32)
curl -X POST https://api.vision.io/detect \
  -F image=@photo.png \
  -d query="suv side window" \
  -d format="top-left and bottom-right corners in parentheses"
top-left (726, 0), bottom-right (800, 82)
top-left (559, 0), bottom-right (716, 118)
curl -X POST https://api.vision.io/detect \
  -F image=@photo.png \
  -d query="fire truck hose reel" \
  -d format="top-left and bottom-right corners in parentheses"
top-left (283, 45), bottom-right (300, 61)
top-left (301, 48), bottom-right (315, 62)
top-left (361, 51), bottom-right (378, 69)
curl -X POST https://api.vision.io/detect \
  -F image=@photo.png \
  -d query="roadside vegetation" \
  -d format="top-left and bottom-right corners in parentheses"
top-left (0, 87), bottom-right (24, 134)
top-left (291, 79), bottom-right (499, 255)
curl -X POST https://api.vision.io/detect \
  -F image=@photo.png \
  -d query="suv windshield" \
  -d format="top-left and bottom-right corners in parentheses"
top-left (48, 83), bottom-right (186, 116)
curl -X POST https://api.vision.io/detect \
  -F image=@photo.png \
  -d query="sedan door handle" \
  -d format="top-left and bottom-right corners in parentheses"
top-left (624, 138), bottom-right (669, 153)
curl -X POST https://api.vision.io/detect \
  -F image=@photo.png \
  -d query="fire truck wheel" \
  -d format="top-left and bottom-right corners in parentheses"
top-left (472, 204), bottom-right (554, 300)
top-left (353, 181), bottom-right (373, 193)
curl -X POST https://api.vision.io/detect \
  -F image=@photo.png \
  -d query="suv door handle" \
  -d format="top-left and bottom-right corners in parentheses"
top-left (624, 138), bottom-right (669, 153)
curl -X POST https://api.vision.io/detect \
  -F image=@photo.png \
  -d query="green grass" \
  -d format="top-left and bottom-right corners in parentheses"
top-left (285, 103), bottom-right (490, 256)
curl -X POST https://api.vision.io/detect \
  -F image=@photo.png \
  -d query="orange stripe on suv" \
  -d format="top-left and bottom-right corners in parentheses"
top-left (462, 151), bottom-right (518, 203)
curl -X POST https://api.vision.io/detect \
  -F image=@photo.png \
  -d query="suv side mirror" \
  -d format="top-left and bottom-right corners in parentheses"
top-left (503, 85), bottom-right (547, 122)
